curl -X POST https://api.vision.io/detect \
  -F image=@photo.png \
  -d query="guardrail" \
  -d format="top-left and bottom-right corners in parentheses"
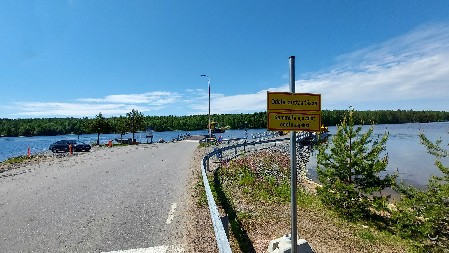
top-left (200, 131), bottom-right (313, 252)
top-left (201, 157), bottom-right (232, 253)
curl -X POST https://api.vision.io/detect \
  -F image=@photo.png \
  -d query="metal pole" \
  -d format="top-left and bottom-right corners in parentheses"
top-left (289, 56), bottom-right (297, 253)
top-left (201, 74), bottom-right (212, 140)
top-left (208, 76), bottom-right (211, 139)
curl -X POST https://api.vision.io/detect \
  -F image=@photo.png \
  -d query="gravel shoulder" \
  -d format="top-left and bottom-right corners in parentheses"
top-left (183, 146), bottom-right (219, 252)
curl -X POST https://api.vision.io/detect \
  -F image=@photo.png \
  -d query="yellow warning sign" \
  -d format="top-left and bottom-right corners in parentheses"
top-left (267, 112), bottom-right (321, 132)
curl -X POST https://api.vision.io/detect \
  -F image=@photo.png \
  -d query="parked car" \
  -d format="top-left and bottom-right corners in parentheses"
top-left (49, 140), bottom-right (91, 153)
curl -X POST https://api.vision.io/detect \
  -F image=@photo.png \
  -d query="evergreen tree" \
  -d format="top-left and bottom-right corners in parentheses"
top-left (317, 109), bottom-right (396, 218)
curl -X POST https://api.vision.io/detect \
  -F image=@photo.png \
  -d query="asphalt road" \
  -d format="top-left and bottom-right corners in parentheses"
top-left (0, 141), bottom-right (198, 252)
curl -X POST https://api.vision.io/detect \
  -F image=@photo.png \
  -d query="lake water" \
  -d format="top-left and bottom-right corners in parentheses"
top-left (306, 122), bottom-right (449, 188)
top-left (0, 128), bottom-right (266, 162)
top-left (1, 122), bottom-right (448, 187)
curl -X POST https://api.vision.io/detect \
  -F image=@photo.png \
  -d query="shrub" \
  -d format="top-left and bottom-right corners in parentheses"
top-left (317, 108), bottom-right (396, 219)
top-left (392, 133), bottom-right (448, 251)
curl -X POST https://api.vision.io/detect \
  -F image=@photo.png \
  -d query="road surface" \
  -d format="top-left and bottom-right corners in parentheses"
top-left (0, 141), bottom-right (198, 252)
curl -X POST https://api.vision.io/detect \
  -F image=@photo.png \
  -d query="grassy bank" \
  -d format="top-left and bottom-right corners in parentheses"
top-left (197, 148), bottom-right (420, 253)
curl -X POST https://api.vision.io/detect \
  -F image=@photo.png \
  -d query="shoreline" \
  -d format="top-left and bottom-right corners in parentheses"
top-left (0, 142), bottom-right (173, 175)
top-left (0, 134), bottom-right (206, 165)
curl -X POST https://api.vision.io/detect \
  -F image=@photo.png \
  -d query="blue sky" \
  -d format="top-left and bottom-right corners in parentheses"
top-left (1, 0), bottom-right (448, 118)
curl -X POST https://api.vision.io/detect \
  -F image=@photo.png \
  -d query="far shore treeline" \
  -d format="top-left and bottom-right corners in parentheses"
top-left (0, 110), bottom-right (448, 137)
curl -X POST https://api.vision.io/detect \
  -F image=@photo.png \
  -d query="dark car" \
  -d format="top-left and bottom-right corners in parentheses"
top-left (49, 140), bottom-right (91, 153)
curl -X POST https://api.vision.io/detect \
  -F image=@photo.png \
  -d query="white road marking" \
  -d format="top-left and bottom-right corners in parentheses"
top-left (104, 245), bottom-right (184, 253)
top-left (166, 202), bottom-right (177, 224)
top-left (104, 203), bottom-right (181, 253)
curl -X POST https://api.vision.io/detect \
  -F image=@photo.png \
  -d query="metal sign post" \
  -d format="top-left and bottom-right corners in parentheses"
top-left (266, 56), bottom-right (318, 253)
top-left (289, 56), bottom-right (298, 253)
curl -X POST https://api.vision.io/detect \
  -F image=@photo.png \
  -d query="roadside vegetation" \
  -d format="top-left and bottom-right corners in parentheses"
top-left (1, 110), bottom-right (449, 137)
top-left (0, 152), bottom-right (54, 174)
top-left (317, 109), bottom-right (448, 252)
top-left (392, 133), bottom-right (449, 250)
top-left (208, 149), bottom-right (411, 252)
top-left (2, 155), bottom-right (30, 165)
top-left (317, 109), bottom-right (397, 221)
top-left (199, 109), bottom-right (448, 252)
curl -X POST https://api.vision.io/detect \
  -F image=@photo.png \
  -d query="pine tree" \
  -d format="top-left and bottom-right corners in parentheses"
top-left (317, 109), bottom-right (396, 218)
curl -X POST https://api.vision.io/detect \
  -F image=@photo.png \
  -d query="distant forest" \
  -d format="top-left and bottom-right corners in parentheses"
top-left (0, 110), bottom-right (448, 137)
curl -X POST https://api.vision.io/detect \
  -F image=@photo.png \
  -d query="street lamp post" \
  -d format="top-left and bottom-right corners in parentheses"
top-left (200, 74), bottom-right (211, 139)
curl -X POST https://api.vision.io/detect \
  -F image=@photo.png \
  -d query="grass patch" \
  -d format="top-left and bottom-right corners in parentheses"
top-left (199, 141), bottom-right (218, 148)
top-left (213, 168), bottom-right (256, 252)
top-left (194, 178), bottom-right (207, 207)
top-left (0, 154), bottom-right (45, 166)
top-left (110, 143), bottom-right (129, 147)
top-left (210, 149), bottom-right (414, 253)
top-left (3, 155), bottom-right (29, 164)
top-left (357, 229), bottom-right (376, 242)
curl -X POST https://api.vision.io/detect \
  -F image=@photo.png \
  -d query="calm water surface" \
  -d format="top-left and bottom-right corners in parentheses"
top-left (1, 123), bottom-right (448, 187)
top-left (0, 128), bottom-right (265, 162)
top-left (306, 122), bottom-right (449, 188)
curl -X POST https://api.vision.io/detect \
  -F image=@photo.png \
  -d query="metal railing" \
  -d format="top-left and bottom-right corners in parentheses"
top-left (201, 157), bottom-right (232, 253)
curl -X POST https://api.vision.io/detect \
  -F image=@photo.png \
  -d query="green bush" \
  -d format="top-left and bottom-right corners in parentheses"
top-left (392, 133), bottom-right (449, 251)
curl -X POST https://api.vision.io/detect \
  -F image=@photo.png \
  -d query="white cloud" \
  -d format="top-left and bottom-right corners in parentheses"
top-left (2, 91), bottom-right (182, 118)
top-left (295, 23), bottom-right (449, 110)
top-left (4, 23), bottom-right (449, 118)
top-left (188, 91), bottom-right (268, 115)
top-left (79, 92), bottom-right (180, 105)
top-left (11, 102), bottom-right (159, 118)
top-left (194, 23), bottom-right (449, 113)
